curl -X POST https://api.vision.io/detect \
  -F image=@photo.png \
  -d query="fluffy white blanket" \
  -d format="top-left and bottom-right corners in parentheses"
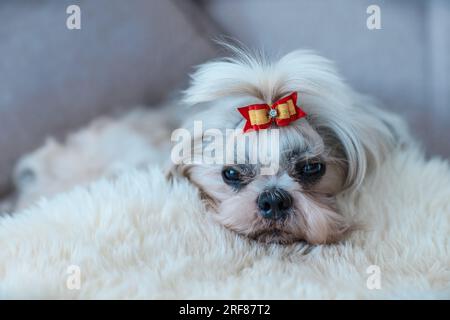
top-left (0, 145), bottom-right (449, 299)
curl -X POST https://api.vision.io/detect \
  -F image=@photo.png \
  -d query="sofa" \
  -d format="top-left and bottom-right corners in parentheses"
top-left (1, 0), bottom-right (449, 197)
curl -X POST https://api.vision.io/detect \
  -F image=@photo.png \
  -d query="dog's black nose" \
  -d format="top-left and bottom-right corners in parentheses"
top-left (257, 188), bottom-right (293, 220)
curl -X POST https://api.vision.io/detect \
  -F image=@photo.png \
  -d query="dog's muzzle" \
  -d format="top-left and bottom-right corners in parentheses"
top-left (257, 187), bottom-right (293, 220)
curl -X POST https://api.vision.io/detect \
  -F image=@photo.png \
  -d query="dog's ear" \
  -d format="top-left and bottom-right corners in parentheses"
top-left (165, 164), bottom-right (177, 182)
top-left (165, 163), bottom-right (192, 182)
top-left (304, 94), bottom-right (407, 191)
top-left (166, 128), bottom-right (203, 182)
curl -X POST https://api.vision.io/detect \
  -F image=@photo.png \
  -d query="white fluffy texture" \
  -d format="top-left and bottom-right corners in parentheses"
top-left (0, 147), bottom-right (449, 299)
top-left (11, 108), bottom-right (172, 211)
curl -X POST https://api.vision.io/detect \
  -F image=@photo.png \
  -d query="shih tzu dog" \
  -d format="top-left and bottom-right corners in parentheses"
top-left (169, 46), bottom-right (405, 245)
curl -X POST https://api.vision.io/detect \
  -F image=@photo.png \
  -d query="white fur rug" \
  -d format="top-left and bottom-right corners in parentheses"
top-left (0, 142), bottom-right (449, 298)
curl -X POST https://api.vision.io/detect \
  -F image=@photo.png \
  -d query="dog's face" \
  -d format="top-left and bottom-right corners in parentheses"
top-left (186, 123), bottom-right (349, 244)
top-left (171, 47), bottom-right (401, 244)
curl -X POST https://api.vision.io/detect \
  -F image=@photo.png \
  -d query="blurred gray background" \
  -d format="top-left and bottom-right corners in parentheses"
top-left (0, 0), bottom-right (449, 197)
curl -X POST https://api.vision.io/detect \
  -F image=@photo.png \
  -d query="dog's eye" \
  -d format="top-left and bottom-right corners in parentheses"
top-left (295, 162), bottom-right (326, 182)
top-left (301, 163), bottom-right (324, 175)
top-left (222, 168), bottom-right (240, 183)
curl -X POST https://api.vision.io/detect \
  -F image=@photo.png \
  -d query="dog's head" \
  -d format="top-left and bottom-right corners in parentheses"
top-left (169, 47), bottom-right (402, 244)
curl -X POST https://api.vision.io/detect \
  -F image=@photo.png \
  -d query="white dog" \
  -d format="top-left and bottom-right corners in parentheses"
top-left (170, 45), bottom-right (407, 244)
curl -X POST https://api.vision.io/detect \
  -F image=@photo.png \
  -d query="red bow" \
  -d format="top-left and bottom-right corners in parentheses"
top-left (237, 92), bottom-right (306, 133)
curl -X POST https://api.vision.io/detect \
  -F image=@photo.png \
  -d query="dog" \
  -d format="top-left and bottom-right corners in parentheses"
top-left (169, 46), bottom-right (406, 245)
